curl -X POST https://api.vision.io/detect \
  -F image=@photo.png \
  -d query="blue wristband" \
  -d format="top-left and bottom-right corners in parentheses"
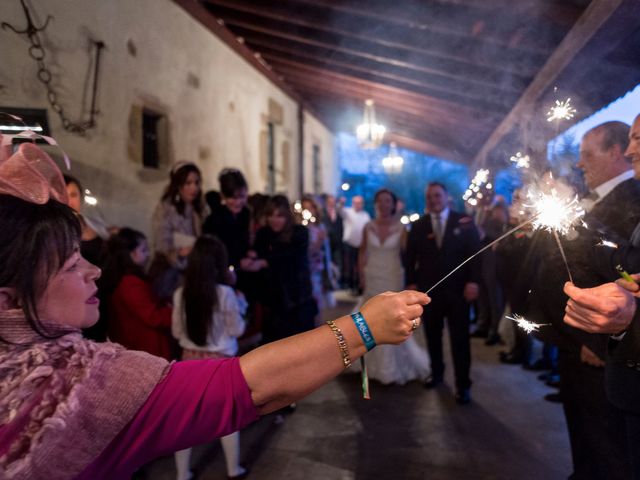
top-left (351, 311), bottom-right (376, 351)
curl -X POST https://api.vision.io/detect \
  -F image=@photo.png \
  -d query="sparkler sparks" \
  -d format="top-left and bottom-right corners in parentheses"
top-left (525, 188), bottom-right (585, 236)
top-left (547, 98), bottom-right (576, 122)
top-left (597, 239), bottom-right (619, 249)
top-left (506, 314), bottom-right (548, 334)
top-left (509, 152), bottom-right (530, 169)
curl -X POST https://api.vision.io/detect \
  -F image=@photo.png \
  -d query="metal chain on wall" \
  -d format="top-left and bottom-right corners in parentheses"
top-left (2, 0), bottom-right (104, 136)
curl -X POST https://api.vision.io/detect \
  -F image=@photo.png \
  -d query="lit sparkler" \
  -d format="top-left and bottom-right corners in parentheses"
top-left (507, 314), bottom-right (549, 334)
top-left (597, 239), bottom-right (619, 249)
top-left (428, 180), bottom-right (585, 295)
top-left (524, 185), bottom-right (584, 283)
top-left (525, 187), bottom-right (585, 236)
top-left (547, 98), bottom-right (576, 122)
top-left (510, 152), bottom-right (530, 169)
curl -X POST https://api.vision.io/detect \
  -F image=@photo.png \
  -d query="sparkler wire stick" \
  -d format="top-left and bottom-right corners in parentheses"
top-left (553, 230), bottom-right (573, 283)
top-left (425, 217), bottom-right (534, 294)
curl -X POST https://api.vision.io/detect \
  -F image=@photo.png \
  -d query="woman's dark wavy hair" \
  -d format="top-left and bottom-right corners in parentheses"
top-left (182, 235), bottom-right (229, 346)
top-left (264, 194), bottom-right (295, 242)
top-left (161, 163), bottom-right (203, 216)
top-left (100, 228), bottom-right (147, 297)
top-left (0, 195), bottom-right (81, 338)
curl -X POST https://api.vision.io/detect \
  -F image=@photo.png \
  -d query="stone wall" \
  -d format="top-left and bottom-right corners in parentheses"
top-left (0, 0), bottom-right (335, 233)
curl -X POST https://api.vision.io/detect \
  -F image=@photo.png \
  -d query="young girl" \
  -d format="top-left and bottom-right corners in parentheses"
top-left (172, 236), bottom-right (247, 479)
top-left (0, 140), bottom-right (429, 479)
top-left (102, 228), bottom-right (174, 360)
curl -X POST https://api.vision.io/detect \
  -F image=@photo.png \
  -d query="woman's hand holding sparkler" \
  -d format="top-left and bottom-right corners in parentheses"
top-left (360, 290), bottom-right (431, 343)
top-left (563, 281), bottom-right (637, 335)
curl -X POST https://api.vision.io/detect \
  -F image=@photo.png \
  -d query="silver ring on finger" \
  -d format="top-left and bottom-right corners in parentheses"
top-left (411, 319), bottom-right (419, 330)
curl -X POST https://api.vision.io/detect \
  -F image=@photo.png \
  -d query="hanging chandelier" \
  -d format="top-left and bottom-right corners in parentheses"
top-left (382, 142), bottom-right (404, 174)
top-left (356, 99), bottom-right (385, 149)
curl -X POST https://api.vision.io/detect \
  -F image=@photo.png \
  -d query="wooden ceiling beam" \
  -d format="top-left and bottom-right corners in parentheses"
top-left (285, 79), bottom-right (493, 134)
top-left (265, 55), bottom-right (512, 113)
top-left (472, 0), bottom-right (627, 168)
top-left (270, 60), bottom-right (502, 121)
top-left (202, 0), bottom-right (534, 78)
top-left (220, 18), bottom-right (533, 97)
top-left (284, 0), bottom-right (549, 55)
top-left (242, 34), bottom-right (521, 98)
top-left (258, 50), bottom-right (515, 111)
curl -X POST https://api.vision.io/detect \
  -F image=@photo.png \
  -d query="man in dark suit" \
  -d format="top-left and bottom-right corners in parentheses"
top-left (530, 121), bottom-right (640, 479)
top-left (405, 182), bottom-right (480, 404)
top-left (562, 114), bottom-right (640, 478)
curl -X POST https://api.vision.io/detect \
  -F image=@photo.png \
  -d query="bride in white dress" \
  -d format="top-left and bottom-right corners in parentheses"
top-left (356, 189), bottom-right (430, 385)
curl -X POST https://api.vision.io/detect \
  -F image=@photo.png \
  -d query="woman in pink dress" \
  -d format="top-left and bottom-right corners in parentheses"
top-left (0, 140), bottom-right (430, 480)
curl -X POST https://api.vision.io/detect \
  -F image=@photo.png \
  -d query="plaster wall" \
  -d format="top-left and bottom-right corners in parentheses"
top-left (0, 0), bottom-right (334, 234)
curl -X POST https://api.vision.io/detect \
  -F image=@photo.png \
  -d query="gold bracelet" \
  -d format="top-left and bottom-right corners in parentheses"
top-left (326, 319), bottom-right (352, 369)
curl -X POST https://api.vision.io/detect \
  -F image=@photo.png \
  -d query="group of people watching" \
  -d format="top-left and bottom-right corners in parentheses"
top-left (2, 112), bottom-right (639, 479)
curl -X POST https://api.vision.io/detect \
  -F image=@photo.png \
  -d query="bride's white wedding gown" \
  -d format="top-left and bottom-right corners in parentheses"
top-left (357, 222), bottom-right (430, 385)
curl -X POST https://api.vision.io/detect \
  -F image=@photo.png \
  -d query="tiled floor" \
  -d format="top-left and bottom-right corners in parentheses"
top-left (143, 295), bottom-right (571, 479)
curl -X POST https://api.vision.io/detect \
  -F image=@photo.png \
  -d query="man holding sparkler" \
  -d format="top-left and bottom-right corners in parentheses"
top-left (530, 121), bottom-right (640, 479)
top-left (563, 277), bottom-right (640, 479)
top-left (405, 182), bottom-right (480, 404)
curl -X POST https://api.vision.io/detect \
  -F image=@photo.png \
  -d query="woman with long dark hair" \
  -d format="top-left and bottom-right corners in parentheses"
top-left (103, 228), bottom-right (173, 360)
top-left (172, 235), bottom-right (247, 479)
top-left (254, 195), bottom-right (318, 343)
top-left (150, 162), bottom-right (205, 300)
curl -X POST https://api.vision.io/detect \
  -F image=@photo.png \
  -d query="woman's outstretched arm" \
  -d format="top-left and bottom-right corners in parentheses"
top-left (240, 290), bottom-right (429, 414)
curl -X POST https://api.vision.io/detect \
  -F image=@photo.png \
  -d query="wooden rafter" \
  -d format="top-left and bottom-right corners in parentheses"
top-left (264, 55), bottom-right (513, 113)
top-left (284, 0), bottom-right (557, 54)
top-left (202, 0), bottom-right (536, 78)
top-left (472, 0), bottom-right (627, 167)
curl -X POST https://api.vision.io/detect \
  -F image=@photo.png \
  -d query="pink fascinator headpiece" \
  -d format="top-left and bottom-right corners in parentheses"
top-left (0, 132), bottom-right (68, 205)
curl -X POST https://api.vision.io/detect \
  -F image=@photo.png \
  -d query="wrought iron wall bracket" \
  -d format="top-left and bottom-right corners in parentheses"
top-left (3, 0), bottom-right (105, 136)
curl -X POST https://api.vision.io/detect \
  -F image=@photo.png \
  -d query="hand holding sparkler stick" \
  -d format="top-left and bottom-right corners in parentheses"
top-left (563, 281), bottom-right (637, 335)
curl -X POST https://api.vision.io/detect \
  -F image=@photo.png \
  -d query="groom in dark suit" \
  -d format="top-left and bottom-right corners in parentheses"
top-left (405, 182), bottom-right (480, 404)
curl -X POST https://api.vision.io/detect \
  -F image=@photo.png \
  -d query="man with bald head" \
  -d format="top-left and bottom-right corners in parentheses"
top-left (531, 120), bottom-right (640, 478)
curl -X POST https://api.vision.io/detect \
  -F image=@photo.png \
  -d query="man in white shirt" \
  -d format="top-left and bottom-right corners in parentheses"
top-left (339, 195), bottom-right (371, 295)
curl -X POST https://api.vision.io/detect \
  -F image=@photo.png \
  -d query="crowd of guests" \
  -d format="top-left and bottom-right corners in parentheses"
top-left (49, 114), bottom-right (640, 479)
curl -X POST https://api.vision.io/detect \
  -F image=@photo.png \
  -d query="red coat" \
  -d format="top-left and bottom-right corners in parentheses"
top-left (108, 274), bottom-right (174, 360)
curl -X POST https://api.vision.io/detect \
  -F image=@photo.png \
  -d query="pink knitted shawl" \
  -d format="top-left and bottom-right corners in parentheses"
top-left (0, 310), bottom-right (170, 479)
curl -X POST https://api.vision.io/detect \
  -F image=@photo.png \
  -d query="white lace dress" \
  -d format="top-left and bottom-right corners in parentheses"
top-left (356, 222), bottom-right (430, 385)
